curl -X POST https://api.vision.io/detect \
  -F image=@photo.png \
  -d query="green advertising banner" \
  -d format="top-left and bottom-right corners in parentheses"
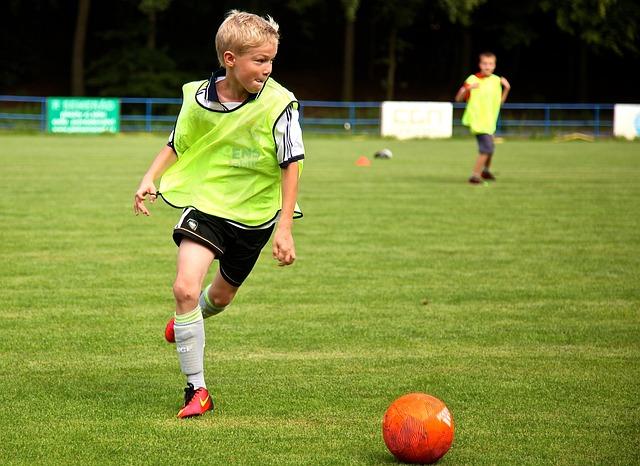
top-left (47, 97), bottom-right (120, 133)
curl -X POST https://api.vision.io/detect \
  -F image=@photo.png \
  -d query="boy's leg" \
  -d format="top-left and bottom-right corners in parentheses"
top-left (174, 238), bottom-right (215, 312)
top-left (469, 153), bottom-right (490, 184)
top-left (481, 152), bottom-right (496, 180)
top-left (173, 239), bottom-right (214, 389)
top-left (482, 134), bottom-right (496, 179)
top-left (167, 269), bottom-right (237, 341)
top-left (167, 268), bottom-right (236, 340)
top-left (199, 223), bottom-right (273, 318)
top-left (470, 134), bottom-right (495, 183)
top-left (472, 153), bottom-right (490, 178)
top-left (199, 270), bottom-right (239, 318)
top-left (481, 135), bottom-right (496, 180)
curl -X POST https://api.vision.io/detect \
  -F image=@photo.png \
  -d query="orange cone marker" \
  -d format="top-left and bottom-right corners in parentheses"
top-left (355, 156), bottom-right (371, 167)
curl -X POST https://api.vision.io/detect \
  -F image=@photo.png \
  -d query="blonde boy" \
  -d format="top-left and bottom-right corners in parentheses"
top-left (455, 52), bottom-right (510, 184)
top-left (133, 10), bottom-right (304, 418)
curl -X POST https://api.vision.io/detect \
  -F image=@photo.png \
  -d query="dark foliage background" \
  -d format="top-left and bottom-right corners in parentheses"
top-left (1, 0), bottom-right (638, 102)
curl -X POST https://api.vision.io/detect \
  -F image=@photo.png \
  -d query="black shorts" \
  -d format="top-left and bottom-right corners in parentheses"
top-left (173, 208), bottom-right (274, 287)
top-left (476, 134), bottom-right (495, 155)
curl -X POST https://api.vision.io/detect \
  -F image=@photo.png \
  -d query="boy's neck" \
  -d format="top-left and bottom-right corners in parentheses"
top-left (216, 72), bottom-right (250, 103)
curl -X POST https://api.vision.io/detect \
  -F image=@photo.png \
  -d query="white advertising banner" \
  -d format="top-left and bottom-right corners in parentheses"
top-left (613, 104), bottom-right (640, 140)
top-left (381, 101), bottom-right (453, 139)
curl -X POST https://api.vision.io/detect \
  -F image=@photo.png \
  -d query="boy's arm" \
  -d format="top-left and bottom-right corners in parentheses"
top-left (272, 162), bottom-right (299, 266)
top-left (455, 84), bottom-right (469, 102)
top-left (455, 81), bottom-right (478, 102)
top-left (133, 145), bottom-right (177, 216)
top-left (500, 77), bottom-right (511, 103)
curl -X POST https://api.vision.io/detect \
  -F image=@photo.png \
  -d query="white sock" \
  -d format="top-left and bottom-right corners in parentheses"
top-left (187, 373), bottom-right (206, 390)
top-left (174, 306), bottom-right (206, 389)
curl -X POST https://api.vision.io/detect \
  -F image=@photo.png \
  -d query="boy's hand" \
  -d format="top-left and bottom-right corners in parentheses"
top-left (500, 77), bottom-right (511, 89)
top-left (272, 226), bottom-right (296, 266)
top-left (468, 82), bottom-right (480, 89)
top-left (133, 178), bottom-right (157, 216)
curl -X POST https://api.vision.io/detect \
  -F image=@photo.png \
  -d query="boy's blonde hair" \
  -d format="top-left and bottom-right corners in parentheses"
top-left (215, 10), bottom-right (280, 67)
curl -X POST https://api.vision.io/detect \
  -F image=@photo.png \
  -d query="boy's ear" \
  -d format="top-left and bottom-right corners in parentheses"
top-left (223, 51), bottom-right (236, 68)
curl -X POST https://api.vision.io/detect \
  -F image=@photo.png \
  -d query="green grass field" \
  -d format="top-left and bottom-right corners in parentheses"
top-left (1, 134), bottom-right (639, 465)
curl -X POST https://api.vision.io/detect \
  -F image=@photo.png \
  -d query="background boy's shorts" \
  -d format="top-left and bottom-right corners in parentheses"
top-left (475, 134), bottom-right (495, 155)
top-left (173, 208), bottom-right (274, 287)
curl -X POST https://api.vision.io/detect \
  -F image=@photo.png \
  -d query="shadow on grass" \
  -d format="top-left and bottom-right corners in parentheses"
top-left (369, 451), bottom-right (399, 464)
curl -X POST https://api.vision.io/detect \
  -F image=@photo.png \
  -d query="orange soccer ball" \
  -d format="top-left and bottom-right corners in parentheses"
top-left (382, 393), bottom-right (454, 464)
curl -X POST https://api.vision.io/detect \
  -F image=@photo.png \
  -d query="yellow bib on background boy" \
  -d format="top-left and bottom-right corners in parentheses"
top-left (462, 73), bottom-right (502, 135)
top-left (455, 51), bottom-right (510, 184)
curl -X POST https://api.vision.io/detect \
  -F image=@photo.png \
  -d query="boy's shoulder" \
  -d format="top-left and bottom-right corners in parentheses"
top-left (264, 77), bottom-right (296, 102)
top-left (182, 79), bottom-right (208, 93)
top-left (178, 80), bottom-right (209, 104)
top-left (465, 73), bottom-right (501, 85)
top-left (465, 74), bottom-right (480, 84)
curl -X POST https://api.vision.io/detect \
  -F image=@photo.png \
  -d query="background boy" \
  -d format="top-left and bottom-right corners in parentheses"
top-left (455, 52), bottom-right (510, 184)
top-left (133, 10), bottom-right (304, 418)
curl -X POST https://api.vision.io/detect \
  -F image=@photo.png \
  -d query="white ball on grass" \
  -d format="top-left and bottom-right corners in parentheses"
top-left (374, 148), bottom-right (393, 159)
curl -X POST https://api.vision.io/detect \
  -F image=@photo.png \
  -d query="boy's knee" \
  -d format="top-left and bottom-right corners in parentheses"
top-left (173, 280), bottom-right (199, 304)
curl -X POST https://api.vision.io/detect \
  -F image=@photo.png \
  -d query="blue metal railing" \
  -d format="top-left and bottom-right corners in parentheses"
top-left (298, 100), bottom-right (381, 134)
top-left (467, 103), bottom-right (615, 138)
top-left (119, 97), bottom-right (181, 132)
top-left (0, 95), bottom-right (48, 131)
top-left (0, 95), bottom-right (615, 137)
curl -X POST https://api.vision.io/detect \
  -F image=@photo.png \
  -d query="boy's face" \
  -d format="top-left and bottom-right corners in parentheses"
top-left (226, 42), bottom-right (278, 94)
top-left (478, 56), bottom-right (496, 76)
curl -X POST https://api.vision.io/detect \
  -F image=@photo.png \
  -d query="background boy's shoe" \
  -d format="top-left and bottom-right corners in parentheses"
top-left (481, 170), bottom-right (496, 181)
top-left (177, 383), bottom-right (213, 418)
top-left (165, 318), bottom-right (175, 343)
top-left (468, 176), bottom-right (482, 184)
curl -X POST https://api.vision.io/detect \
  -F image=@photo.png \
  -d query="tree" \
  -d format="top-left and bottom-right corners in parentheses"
top-left (541, 0), bottom-right (639, 56)
top-left (86, 0), bottom-right (182, 97)
top-left (341, 0), bottom-right (360, 101)
top-left (372, 0), bottom-right (486, 96)
top-left (372, 0), bottom-right (425, 100)
top-left (437, 0), bottom-right (487, 83)
top-left (437, 0), bottom-right (486, 24)
top-left (71, 0), bottom-right (91, 96)
top-left (286, 0), bottom-right (360, 100)
top-left (87, 46), bottom-right (184, 97)
top-left (138, 0), bottom-right (172, 50)
top-left (541, 0), bottom-right (639, 100)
